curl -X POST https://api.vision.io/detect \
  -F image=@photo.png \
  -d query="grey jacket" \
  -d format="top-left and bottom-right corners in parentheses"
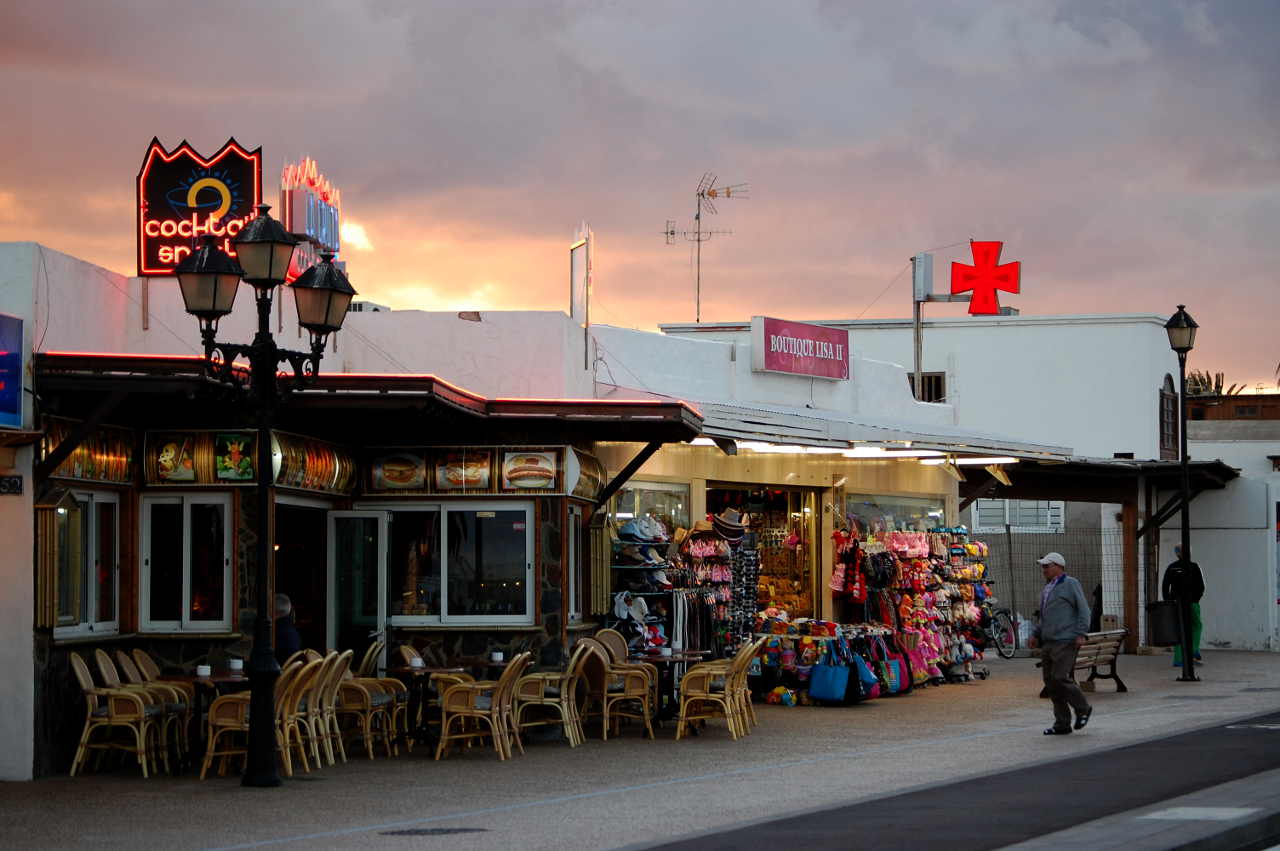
top-left (1034, 575), bottom-right (1091, 642)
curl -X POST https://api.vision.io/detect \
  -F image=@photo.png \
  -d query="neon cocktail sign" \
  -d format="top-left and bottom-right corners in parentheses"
top-left (136, 137), bottom-right (263, 276)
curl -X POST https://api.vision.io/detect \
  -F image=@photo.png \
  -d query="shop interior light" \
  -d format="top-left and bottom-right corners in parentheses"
top-left (844, 448), bottom-right (945, 458)
top-left (920, 456), bottom-right (1019, 466)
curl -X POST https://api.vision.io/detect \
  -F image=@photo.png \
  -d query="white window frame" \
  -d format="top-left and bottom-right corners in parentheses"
top-left (567, 503), bottom-right (583, 623)
top-left (365, 499), bottom-right (535, 628)
top-left (54, 490), bottom-right (120, 639)
top-left (973, 498), bottom-right (1065, 533)
top-left (140, 492), bottom-right (233, 633)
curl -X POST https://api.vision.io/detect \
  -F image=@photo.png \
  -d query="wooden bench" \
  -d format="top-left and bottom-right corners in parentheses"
top-left (1075, 629), bottom-right (1128, 693)
top-left (1036, 629), bottom-right (1128, 694)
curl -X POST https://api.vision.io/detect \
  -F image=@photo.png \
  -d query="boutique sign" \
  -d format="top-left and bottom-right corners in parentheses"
top-left (750, 316), bottom-right (850, 381)
top-left (136, 137), bottom-right (263, 276)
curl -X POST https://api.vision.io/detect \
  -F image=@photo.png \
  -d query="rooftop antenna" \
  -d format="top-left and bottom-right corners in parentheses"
top-left (663, 172), bottom-right (748, 322)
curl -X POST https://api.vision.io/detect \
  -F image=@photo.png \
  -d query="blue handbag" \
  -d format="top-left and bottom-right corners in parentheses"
top-left (807, 662), bottom-right (850, 703)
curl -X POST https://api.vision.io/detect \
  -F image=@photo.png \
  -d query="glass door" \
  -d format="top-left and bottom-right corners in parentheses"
top-left (328, 511), bottom-right (388, 664)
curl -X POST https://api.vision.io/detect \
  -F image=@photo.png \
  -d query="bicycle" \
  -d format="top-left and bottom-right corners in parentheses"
top-left (980, 592), bottom-right (1018, 660)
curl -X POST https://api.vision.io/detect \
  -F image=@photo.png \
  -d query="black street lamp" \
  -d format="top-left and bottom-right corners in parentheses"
top-left (1164, 304), bottom-right (1199, 683)
top-left (175, 206), bottom-right (356, 786)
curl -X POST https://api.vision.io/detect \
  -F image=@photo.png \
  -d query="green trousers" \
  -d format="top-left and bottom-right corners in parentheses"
top-left (1173, 602), bottom-right (1202, 664)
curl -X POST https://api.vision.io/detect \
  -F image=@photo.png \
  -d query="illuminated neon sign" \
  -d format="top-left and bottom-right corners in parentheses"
top-left (136, 137), bottom-right (263, 276)
top-left (950, 240), bottom-right (1020, 315)
top-left (280, 157), bottom-right (341, 282)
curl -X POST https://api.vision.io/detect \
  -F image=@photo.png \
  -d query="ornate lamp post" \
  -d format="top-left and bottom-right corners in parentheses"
top-left (1164, 304), bottom-right (1198, 683)
top-left (174, 206), bottom-right (356, 785)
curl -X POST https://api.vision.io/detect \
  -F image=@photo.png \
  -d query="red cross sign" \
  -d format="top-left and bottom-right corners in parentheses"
top-left (951, 241), bottom-right (1020, 315)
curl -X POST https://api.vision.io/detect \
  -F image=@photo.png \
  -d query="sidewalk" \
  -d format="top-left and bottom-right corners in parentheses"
top-left (2, 649), bottom-right (1278, 850)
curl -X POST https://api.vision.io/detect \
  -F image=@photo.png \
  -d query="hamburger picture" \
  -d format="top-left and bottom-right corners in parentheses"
top-left (376, 454), bottom-right (425, 489)
top-left (503, 451), bottom-right (557, 489)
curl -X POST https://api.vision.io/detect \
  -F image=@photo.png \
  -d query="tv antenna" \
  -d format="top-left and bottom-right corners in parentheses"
top-left (663, 172), bottom-right (748, 322)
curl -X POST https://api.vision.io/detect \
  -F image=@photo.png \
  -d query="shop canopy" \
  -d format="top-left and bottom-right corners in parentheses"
top-left (32, 352), bottom-right (702, 498)
top-left (692, 399), bottom-right (1073, 460)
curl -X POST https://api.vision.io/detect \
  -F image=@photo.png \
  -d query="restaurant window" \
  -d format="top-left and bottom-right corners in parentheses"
top-left (54, 490), bottom-right (119, 637)
top-left (567, 504), bottom-right (584, 623)
top-left (1159, 375), bottom-right (1178, 460)
top-left (907, 372), bottom-right (947, 403)
top-left (386, 501), bottom-right (534, 626)
top-left (140, 493), bottom-right (232, 632)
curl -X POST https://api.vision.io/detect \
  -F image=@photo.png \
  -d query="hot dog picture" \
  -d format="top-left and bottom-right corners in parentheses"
top-left (502, 451), bottom-right (557, 489)
top-left (436, 450), bottom-right (492, 490)
top-left (375, 454), bottom-right (425, 489)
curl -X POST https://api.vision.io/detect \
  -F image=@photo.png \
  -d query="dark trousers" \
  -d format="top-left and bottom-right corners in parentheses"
top-left (1041, 641), bottom-right (1091, 729)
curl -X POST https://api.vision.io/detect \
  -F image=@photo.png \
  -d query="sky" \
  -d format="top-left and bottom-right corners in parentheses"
top-left (2, 1), bottom-right (1277, 389)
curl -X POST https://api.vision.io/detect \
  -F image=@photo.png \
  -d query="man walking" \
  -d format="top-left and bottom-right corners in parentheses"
top-left (1028, 552), bottom-right (1093, 736)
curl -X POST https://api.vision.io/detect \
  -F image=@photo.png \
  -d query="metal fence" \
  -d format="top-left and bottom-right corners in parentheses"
top-left (978, 526), bottom-right (1126, 637)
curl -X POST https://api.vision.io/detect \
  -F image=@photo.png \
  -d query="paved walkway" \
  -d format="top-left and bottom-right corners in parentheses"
top-left (4, 649), bottom-right (1280, 850)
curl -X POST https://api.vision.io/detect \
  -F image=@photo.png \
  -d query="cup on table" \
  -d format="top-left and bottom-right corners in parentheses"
top-left (196, 664), bottom-right (212, 677)
top-left (660, 647), bottom-right (673, 657)
top-left (491, 651), bottom-right (505, 663)
top-left (409, 657), bottom-right (425, 668)
top-left (228, 658), bottom-right (244, 672)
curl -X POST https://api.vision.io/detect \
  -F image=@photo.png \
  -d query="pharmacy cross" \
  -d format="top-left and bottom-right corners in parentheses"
top-left (951, 241), bottom-right (1020, 315)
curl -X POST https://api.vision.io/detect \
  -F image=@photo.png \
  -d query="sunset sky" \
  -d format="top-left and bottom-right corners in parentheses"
top-left (3, 1), bottom-right (1277, 389)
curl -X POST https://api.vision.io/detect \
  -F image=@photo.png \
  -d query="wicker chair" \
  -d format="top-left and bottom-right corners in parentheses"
top-left (131, 648), bottom-right (197, 706)
top-left (579, 637), bottom-right (654, 741)
top-left (356, 640), bottom-right (385, 678)
top-left (318, 650), bottom-right (352, 765)
top-left (436, 652), bottom-right (532, 760)
top-left (337, 670), bottom-right (396, 760)
top-left (514, 644), bottom-right (590, 748)
top-left (302, 652), bottom-right (340, 767)
top-left (114, 649), bottom-right (191, 756)
top-left (199, 660), bottom-right (302, 780)
top-left (69, 652), bottom-right (162, 778)
top-left (594, 629), bottom-right (658, 724)
top-left (278, 657), bottom-right (324, 776)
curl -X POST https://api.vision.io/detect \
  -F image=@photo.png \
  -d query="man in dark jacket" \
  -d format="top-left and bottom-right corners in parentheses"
top-left (1163, 546), bottom-right (1205, 668)
top-left (1028, 552), bottom-right (1093, 736)
top-left (274, 593), bottom-right (302, 664)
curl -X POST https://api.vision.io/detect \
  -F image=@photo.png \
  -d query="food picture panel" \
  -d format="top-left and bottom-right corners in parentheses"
top-left (154, 435), bottom-right (196, 482)
top-left (372, 453), bottom-right (427, 490)
top-left (215, 433), bottom-right (256, 481)
top-left (501, 450), bottom-right (558, 491)
top-left (435, 449), bottom-right (493, 492)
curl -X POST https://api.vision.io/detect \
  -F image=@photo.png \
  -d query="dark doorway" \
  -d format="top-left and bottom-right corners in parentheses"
top-left (275, 503), bottom-right (329, 651)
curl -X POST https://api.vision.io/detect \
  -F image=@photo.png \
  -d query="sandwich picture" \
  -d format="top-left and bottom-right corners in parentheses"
top-left (437, 451), bottom-right (492, 490)
top-left (502, 451), bottom-right (556, 489)
top-left (376, 454), bottom-right (425, 489)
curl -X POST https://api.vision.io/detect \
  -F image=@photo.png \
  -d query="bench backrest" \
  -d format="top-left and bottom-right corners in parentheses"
top-left (1076, 629), bottom-right (1126, 666)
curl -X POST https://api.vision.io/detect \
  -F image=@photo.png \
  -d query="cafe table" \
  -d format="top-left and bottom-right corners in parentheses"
top-left (385, 665), bottom-right (466, 749)
top-left (628, 650), bottom-right (712, 722)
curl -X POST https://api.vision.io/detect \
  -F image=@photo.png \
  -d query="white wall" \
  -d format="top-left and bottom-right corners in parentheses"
top-left (1157, 477), bottom-right (1276, 651)
top-left (662, 315), bottom-right (1181, 459)
top-left (0, 243), bottom-right (38, 779)
top-left (590, 323), bottom-right (955, 427)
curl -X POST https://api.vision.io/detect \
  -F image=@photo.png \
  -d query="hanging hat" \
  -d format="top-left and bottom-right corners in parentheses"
top-left (691, 519), bottom-right (714, 534)
top-left (712, 508), bottom-right (745, 542)
top-left (673, 526), bottom-right (690, 549)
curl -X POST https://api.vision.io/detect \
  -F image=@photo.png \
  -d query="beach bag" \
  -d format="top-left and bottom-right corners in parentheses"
top-left (807, 662), bottom-right (849, 703)
top-left (848, 652), bottom-right (880, 702)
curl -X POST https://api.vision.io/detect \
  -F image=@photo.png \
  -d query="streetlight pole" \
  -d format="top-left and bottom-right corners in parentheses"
top-left (174, 208), bottom-right (356, 785)
top-left (1165, 304), bottom-right (1199, 683)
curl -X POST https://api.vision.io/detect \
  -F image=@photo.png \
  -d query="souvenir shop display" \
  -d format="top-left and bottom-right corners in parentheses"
top-left (755, 516), bottom-right (813, 619)
top-left (750, 526), bottom-right (996, 706)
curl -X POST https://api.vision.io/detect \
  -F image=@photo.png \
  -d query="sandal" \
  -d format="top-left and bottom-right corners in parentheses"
top-left (1043, 726), bottom-right (1072, 736)
top-left (1074, 708), bottom-right (1093, 730)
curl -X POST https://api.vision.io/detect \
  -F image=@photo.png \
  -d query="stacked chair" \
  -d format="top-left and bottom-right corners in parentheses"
top-left (68, 651), bottom-right (165, 778)
top-left (675, 637), bottom-right (766, 741)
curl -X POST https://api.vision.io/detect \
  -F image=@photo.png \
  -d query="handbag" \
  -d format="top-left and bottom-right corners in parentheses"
top-left (807, 662), bottom-right (849, 703)
top-left (848, 652), bottom-right (880, 701)
top-left (872, 636), bottom-right (909, 695)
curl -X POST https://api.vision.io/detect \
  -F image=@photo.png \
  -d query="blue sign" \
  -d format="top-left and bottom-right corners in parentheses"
top-left (0, 314), bottom-right (23, 428)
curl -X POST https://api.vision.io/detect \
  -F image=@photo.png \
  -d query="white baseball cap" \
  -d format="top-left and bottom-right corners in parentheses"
top-left (1037, 552), bottom-right (1066, 568)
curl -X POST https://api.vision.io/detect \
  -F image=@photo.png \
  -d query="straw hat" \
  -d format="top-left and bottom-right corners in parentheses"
top-left (712, 508), bottom-right (745, 542)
